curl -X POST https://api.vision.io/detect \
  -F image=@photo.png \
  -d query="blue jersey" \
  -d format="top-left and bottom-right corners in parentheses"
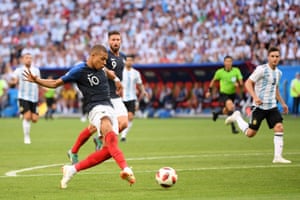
top-left (106, 50), bottom-right (126, 98)
top-left (61, 62), bottom-right (112, 113)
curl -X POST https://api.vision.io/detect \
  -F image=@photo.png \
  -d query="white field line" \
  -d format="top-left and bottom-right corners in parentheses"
top-left (2, 152), bottom-right (299, 178)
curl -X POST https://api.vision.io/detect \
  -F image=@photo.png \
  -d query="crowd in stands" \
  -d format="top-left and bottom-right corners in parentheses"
top-left (0, 0), bottom-right (300, 117)
top-left (0, 0), bottom-right (299, 70)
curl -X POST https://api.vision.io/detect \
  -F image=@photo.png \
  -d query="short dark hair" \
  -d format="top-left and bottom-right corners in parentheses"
top-left (90, 44), bottom-right (107, 55)
top-left (108, 30), bottom-right (121, 38)
top-left (224, 55), bottom-right (233, 61)
top-left (268, 46), bottom-right (280, 55)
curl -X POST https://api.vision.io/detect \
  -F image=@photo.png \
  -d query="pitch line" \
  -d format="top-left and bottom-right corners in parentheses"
top-left (3, 152), bottom-right (299, 178)
top-left (2, 164), bottom-right (300, 178)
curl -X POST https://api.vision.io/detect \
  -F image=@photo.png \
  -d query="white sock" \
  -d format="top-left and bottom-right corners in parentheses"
top-left (70, 165), bottom-right (77, 174)
top-left (22, 119), bottom-right (31, 138)
top-left (121, 121), bottom-right (133, 138)
top-left (274, 132), bottom-right (284, 158)
top-left (235, 115), bottom-right (249, 134)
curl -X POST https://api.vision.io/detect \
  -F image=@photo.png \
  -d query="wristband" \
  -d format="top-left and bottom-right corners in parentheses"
top-left (114, 77), bottom-right (120, 82)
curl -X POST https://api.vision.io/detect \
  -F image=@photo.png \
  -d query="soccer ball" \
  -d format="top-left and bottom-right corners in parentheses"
top-left (155, 167), bottom-right (178, 188)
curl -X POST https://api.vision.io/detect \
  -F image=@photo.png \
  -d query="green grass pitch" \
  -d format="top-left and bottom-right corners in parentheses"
top-left (0, 116), bottom-right (299, 200)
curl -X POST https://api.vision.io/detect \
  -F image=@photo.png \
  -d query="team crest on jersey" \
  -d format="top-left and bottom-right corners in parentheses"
top-left (252, 119), bottom-right (257, 125)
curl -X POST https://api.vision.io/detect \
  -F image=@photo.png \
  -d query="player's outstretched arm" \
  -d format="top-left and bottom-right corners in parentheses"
top-left (23, 69), bottom-right (64, 88)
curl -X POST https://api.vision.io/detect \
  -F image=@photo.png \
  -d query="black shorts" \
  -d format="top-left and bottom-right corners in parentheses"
top-left (46, 98), bottom-right (56, 107)
top-left (219, 93), bottom-right (236, 105)
top-left (249, 107), bottom-right (283, 131)
top-left (123, 100), bottom-right (136, 114)
top-left (19, 99), bottom-right (38, 114)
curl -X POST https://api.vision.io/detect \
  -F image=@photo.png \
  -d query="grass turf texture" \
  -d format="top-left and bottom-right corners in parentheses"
top-left (0, 116), bottom-right (299, 200)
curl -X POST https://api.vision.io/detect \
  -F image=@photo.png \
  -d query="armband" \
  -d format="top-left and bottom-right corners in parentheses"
top-left (113, 77), bottom-right (120, 82)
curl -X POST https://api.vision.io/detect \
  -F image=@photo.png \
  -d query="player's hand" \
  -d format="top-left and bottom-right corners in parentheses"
top-left (142, 91), bottom-right (149, 99)
top-left (205, 91), bottom-right (211, 98)
top-left (253, 97), bottom-right (262, 105)
top-left (23, 69), bottom-right (37, 83)
top-left (282, 103), bottom-right (289, 114)
top-left (115, 81), bottom-right (123, 97)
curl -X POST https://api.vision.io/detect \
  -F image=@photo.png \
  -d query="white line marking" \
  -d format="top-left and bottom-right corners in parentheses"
top-left (3, 152), bottom-right (299, 178)
top-left (5, 164), bottom-right (63, 177)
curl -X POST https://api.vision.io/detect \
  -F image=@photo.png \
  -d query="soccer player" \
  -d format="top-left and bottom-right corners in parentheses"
top-left (44, 75), bottom-right (56, 120)
top-left (67, 30), bottom-right (128, 163)
top-left (206, 55), bottom-right (243, 134)
top-left (23, 44), bottom-right (135, 188)
top-left (225, 46), bottom-right (291, 164)
top-left (120, 54), bottom-right (148, 141)
top-left (12, 50), bottom-right (40, 144)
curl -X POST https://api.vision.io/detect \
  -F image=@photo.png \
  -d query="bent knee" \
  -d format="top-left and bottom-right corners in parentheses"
top-left (119, 121), bottom-right (128, 131)
top-left (274, 123), bottom-right (284, 132)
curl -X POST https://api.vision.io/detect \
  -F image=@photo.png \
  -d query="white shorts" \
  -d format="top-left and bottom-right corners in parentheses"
top-left (88, 105), bottom-right (119, 136)
top-left (111, 97), bottom-right (128, 117)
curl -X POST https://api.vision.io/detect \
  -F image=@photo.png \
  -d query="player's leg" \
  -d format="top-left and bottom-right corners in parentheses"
top-left (100, 116), bottom-right (135, 185)
top-left (120, 100), bottom-right (135, 141)
top-left (68, 124), bottom-right (97, 164)
top-left (212, 93), bottom-right (226, 121)
top-left (224, 98), bottom-right (239, 134)
top-left (22, 111), bottom-right (32, 144)
top-left (120, 112), bottom-right (133, 141)
top-left (112, 98), bottom-right (128, 132)
top-left (94, 97), bottom-right (127, 148)
top-left (19, 100), bottom-right (32, 144)
top-left (267, 109), bottom-right (291, 163)
top-left (60, 105), bottom-right (135, 188)
top-left (225, 108), bottom-right (260, 137)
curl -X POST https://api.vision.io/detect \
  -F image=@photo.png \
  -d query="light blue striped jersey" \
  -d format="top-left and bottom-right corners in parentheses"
top-left (122, 68), bottom-right (142, 102)
top-left (13, 66), bottom-right (40, 103)
top-left (249, 64), bottom-right (282, 110)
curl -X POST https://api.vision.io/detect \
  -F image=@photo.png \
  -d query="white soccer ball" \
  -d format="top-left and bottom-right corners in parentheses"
top-left (155, 167), bottom-right (178, 188)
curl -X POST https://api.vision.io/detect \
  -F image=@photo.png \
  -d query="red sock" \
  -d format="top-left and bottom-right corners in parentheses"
top-left (105, 131), bottom-right (127, 169)
top-left (71, 127), bottom-right (92, 153)
top-left (75, 146), bottom-right (111, 171)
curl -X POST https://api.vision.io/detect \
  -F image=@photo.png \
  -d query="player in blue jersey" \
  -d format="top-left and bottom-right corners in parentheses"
top-left (12, 50), bottom-right (40, 144)
top-left (67, 31), bottom-right (129, 163)
top-left (225, 46), bottom-right (291, 164)
top-left (23, 44), bottom-right (135, 188)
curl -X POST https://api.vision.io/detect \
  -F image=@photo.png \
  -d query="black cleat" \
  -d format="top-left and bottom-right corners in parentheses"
top-left (232, 129), bottom-right (239, 134)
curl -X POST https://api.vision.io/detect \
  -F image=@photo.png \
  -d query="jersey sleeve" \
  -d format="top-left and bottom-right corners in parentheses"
top-left (61, 66), bottom-right (82, 83)
top-left (12, 68), bottom-right (21, 79)
top-left (249, 66), bottom-right (262, 82)
top-left (136, 70), bottom-right (142, 84)
top-left (235, 68), bottom-right (243, 80)
top-left (213, 69), bottom-right (221, 80)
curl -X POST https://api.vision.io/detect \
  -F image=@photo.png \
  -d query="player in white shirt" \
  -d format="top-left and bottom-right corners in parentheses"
top-left (12, 50), bottom-right (41, 144)
top-left (225, 46), bottom-right (291, 164)
top-left (120, 54), bottom-right (148, 141)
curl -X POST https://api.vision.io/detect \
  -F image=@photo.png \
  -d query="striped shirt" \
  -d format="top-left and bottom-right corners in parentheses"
top-left (13, 66), bottom-right (40, 103)
top-left (249, 64), bottom-right (282, 110)
top-left (122, 67), bottom-right (142, 102)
